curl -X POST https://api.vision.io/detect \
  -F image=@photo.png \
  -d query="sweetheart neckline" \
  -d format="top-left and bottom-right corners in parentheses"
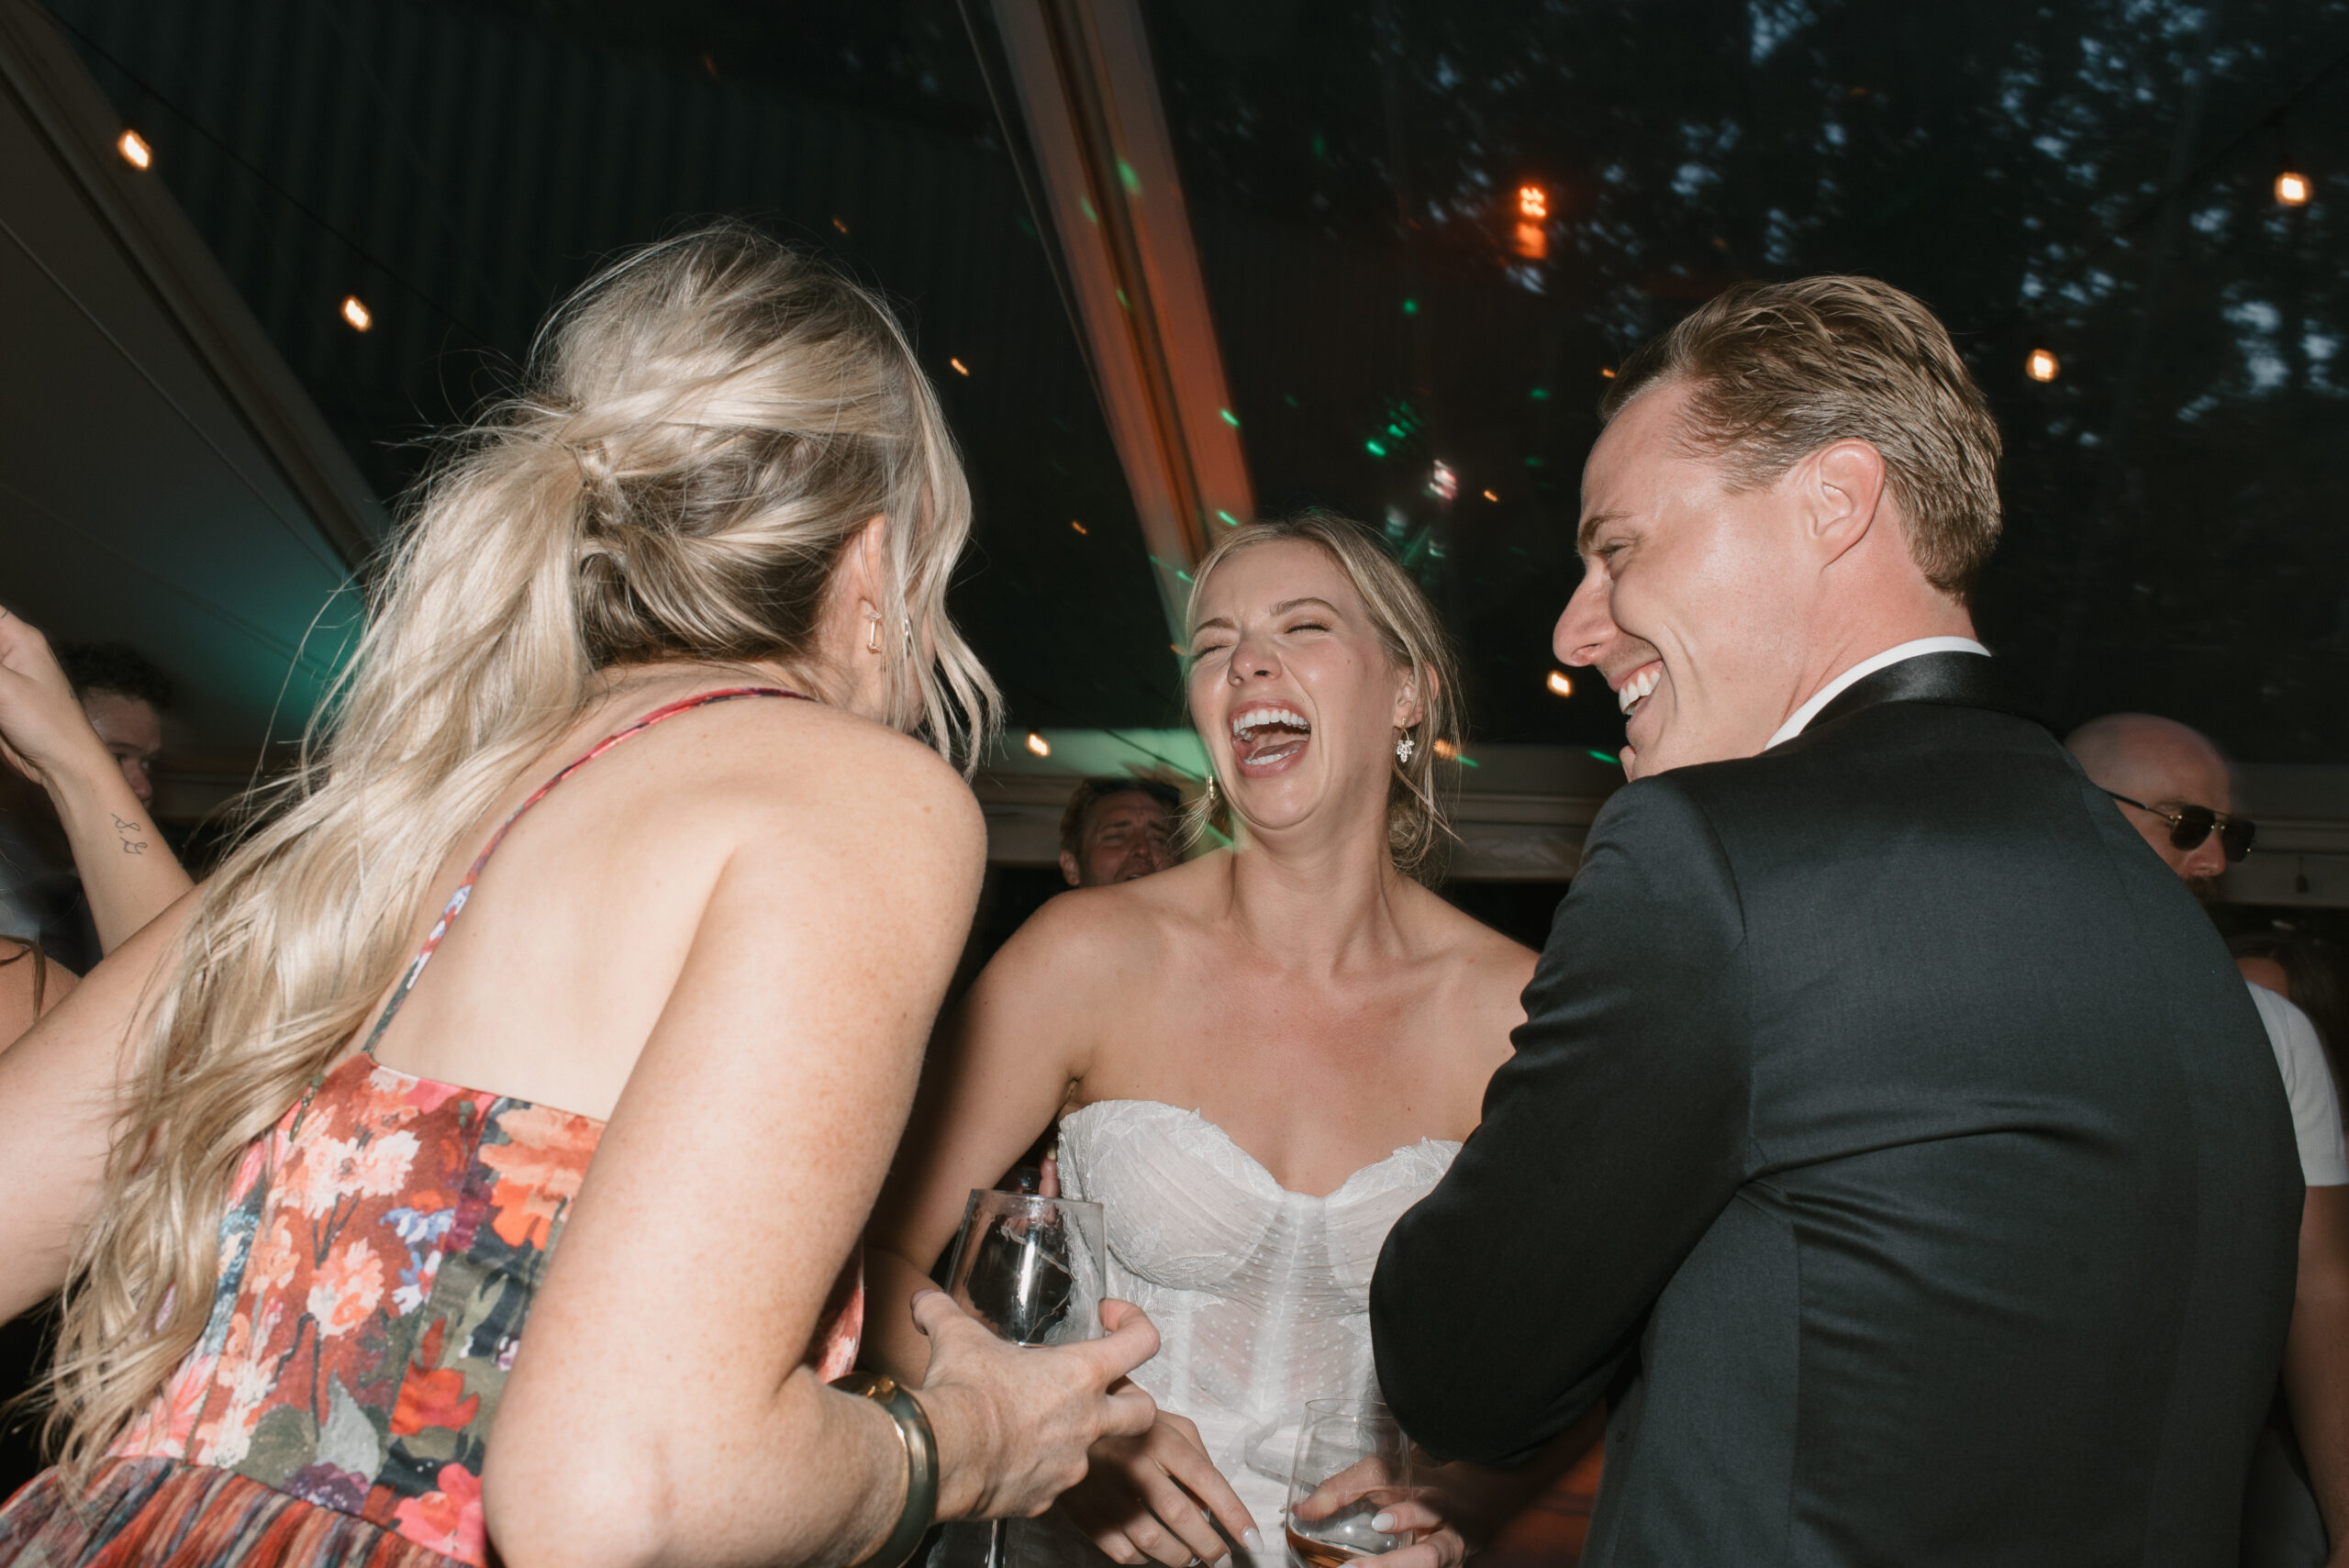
top-left (1062, 1097), bottom-right (1460, 1203)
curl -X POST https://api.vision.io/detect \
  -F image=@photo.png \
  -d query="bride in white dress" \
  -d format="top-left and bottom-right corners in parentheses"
top-left (868, 514), bottom-right (1540, 1568)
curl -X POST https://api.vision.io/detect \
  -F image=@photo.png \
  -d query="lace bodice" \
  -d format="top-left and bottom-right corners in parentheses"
top-left (1055, 1100), bottom-right (1459, 1542)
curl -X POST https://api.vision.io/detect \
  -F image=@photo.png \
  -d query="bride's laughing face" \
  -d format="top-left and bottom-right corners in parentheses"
top-left (1187, 539), bottom-right (1419, 840)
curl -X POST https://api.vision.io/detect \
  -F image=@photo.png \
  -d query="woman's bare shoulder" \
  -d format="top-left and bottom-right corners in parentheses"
top-left (1397, 881), bottom-right (1540, 999)
top-left (975, 852), bottom-right (1221, 1002)
top-left (629, 694), bottom-right (983, 863)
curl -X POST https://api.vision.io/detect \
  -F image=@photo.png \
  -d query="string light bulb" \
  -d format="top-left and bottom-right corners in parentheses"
top-left (1428, 461), bottom-right (1458, 501)
top-left (340, 295), bottom-right (373, 332)
top-left (1546, 670), bottom-right (1575, 698)
top-left (2026, 347), bottom-right (2059, 383)
top-left (1517, 184), bottom-right (1547, 221)
top-left (2277, 170), bottom-right (2310, 207)
top-left (1025, 731), bottom-right (1051, 758)
top-left (116, 129), bottom-right (151, 169)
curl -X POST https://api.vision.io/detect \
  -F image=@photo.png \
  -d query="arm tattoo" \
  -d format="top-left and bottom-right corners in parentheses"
top-left (111, 813), bottom-right (150, 856)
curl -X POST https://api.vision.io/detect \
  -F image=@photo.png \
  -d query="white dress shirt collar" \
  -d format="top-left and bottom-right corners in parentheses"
top-left (1764, 637), bottom-right (1991, 751)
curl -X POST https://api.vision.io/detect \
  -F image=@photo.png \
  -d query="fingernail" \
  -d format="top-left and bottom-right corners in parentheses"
top-left (1371, 1513), bottom-right (1396, 1533)
top-left (1242, 1529), bottom-right (1264, 1552)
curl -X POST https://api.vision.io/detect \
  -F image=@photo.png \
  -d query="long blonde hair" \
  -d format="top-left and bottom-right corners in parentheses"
top-left (42, 222), bottom-right (997, 1467)
top-left (1183, 511), bottom-right (1463, 880)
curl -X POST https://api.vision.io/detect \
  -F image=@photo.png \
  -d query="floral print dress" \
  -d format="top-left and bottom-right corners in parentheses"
top-left (0, 688), bottom-right (863, 1567)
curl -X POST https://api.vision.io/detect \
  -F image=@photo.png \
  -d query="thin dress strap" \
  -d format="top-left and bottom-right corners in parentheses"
top-left (356, 685), bottom-right (809, 1062)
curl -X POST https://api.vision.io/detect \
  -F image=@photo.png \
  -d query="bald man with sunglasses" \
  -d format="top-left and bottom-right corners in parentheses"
top-left (2071, 713), bottom-right (2349, 1568)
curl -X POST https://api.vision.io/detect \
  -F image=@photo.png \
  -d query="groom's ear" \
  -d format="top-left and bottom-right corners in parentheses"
top-left (1806, 439), bottom-right (1888, 565)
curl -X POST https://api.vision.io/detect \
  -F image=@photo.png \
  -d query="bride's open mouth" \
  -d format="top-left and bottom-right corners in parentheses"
top-left (1614, 660), bottom-right (1664, 720)
top-left (1230, 703), bottom-right (1311, 774)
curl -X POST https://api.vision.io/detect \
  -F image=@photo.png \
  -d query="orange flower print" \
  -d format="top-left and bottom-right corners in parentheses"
top-left (248, 1217), bottom-right (299, 1296)
top-left (394, 1462), bottom-right (486, 1562)
top-left (306, 1240), bottom-right (386, 1337)
top-left (478, 1105), bottom-right (597, 1250)
top-left (391, 1362), bottom-right (480, 1437)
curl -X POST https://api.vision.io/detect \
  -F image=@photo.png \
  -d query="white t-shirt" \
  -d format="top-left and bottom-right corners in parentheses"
top-left (2249, 982), bottom-right (2348, 1187)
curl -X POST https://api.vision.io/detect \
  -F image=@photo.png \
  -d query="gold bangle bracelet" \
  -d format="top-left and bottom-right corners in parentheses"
top-left (832, 1371), bottom-right (939, 1568)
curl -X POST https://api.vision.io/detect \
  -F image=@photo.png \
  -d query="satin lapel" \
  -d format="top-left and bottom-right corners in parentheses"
top-left (1802, 651), bottom-right (2046, 736)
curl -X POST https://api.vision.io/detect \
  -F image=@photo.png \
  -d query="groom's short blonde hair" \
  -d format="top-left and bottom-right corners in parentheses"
top-left (1601, 275), bottom-right (2003, 599)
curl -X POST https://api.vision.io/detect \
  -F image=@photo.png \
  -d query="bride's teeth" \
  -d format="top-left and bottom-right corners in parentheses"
top-left (1230, 705), bottom-right (1309, 740)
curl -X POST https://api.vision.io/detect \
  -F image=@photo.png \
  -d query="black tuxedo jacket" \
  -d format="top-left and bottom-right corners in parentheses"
top-left (1370, 653), bottom-right (2300, 1565)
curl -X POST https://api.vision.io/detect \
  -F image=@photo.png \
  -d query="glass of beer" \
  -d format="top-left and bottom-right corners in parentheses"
top-left (1285, 1399), bottom-right (1411, 1567)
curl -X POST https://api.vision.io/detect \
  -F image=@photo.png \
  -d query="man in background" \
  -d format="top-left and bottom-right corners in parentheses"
top-left (1057, 777), bottom-right (1180, 889)
top-left (2069, 713), bottom-right (2349, 1568)
top-left (56, 641), bottom-right (172, 809)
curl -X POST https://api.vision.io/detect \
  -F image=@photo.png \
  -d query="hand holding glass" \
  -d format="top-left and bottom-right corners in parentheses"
top-left (1286, 1400), bottom-right (1412, 1567)
top-left (942, 1190), bottom-right (1108, 1568)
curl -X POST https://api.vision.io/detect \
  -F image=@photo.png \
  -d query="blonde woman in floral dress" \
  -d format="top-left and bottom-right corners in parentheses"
top-left (0, 226), bottom-right (1157, 1568)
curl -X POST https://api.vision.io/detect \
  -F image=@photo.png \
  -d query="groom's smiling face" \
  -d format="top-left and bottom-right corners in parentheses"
top-left (1558, 380), bottom-right (1820, 777)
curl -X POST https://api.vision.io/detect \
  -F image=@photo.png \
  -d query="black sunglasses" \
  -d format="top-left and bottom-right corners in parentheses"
top-left (2102, 791), bottom-right (2256, 863)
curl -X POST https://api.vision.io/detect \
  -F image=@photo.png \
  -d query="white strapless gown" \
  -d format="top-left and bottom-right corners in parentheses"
top-left (1039, 1099), bottom-right (1460, 1566)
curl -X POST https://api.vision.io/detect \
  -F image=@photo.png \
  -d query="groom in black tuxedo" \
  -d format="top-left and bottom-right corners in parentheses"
top-left (1370, 277), bottom-right (2300, 1564)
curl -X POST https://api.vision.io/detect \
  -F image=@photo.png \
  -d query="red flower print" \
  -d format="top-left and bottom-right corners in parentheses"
top-left (478, 1105), bottom-right (598, 1250)
top-left (391, 1363), bottom-right (480, 1437)
top-left (393, 1462), bottom-right (486, 1562)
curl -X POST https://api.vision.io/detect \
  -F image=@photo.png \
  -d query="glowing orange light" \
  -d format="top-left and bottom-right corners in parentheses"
top-left (1070, 520), bottom-right (1087, 535)
top-left (1518, 184), bottom-right (1547, 220)
top-left (117, 129), bottom-right (151, 169)
top-left (1482, 489), bottom-right (1498, 502)
top-left (832, 216), bottom-right (850, 233)
top-left (950, 358), bottom-right (969, 376)
top-left (2026, 348), bottom-right (2059, 383)
top-left (1546, 670), bottom-right (1575, 698)
top-left (2277, 171), bottom-right (2310, 206)
top-left (1025, 731), bottom-right (1051, 758)
top-left (1432, 738), bottom-right (1457, 761)
top-left (340, 295), bottom-right (373, 332)
top-left (1600, 367), bottom-right (1617, 379)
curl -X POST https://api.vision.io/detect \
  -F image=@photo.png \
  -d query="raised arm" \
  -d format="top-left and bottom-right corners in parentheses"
top-left (1370, 779), bottom-right (1751, 1466)
top-left (482, 735), bottom-right (1156, 1568)
top-left (0, 613), bottom-right (193, 952)
top-left (862, 892), bottom-right (1110, 1387)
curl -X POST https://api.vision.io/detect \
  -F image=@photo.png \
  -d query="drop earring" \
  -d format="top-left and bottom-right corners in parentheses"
top-left (1395, 733), bottom-right (1416, 765)
top-left (1203, 776), bottom-right (1218, 806)
top-left (864, 611), bottom-right (883, 654)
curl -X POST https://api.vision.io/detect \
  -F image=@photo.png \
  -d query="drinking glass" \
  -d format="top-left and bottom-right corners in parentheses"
top-left (1284, 1400), bottom-right (1411, 1568)
top-left (941, 1190), bottom-right (1108, 1568)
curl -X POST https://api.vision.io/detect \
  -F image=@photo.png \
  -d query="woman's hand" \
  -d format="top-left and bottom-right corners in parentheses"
top-left (914, 1290), bottom-right (1163, 1522)
top-left (0, 610), bottom-right (111, 792)
top-left (1056, 1408), bottom-right (1261, 1566)
top-left (1293, 1462), bottom-right (1467, 1568)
